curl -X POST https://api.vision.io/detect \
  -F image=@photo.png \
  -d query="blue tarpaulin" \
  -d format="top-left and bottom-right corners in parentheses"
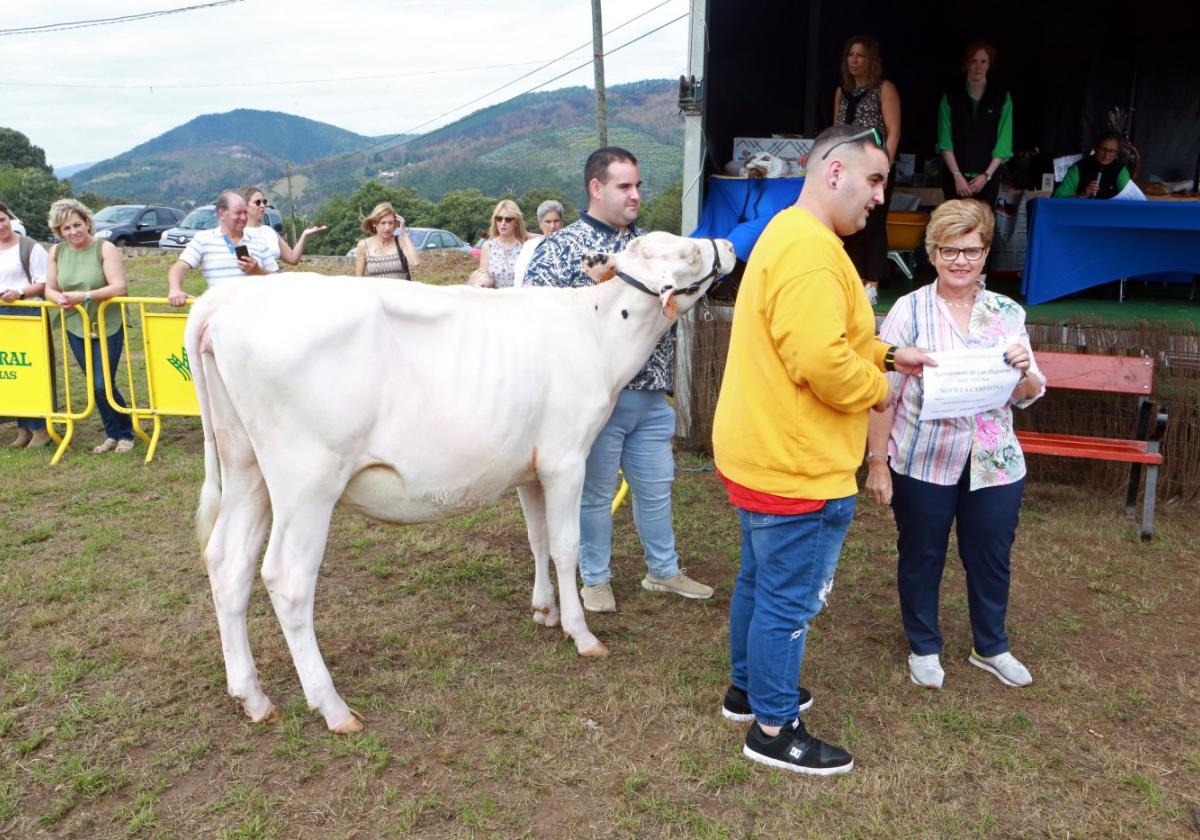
top-left (689, 176), bottom-right (804, 260)
top-left (1021, 198), bottom-right (1200, 304)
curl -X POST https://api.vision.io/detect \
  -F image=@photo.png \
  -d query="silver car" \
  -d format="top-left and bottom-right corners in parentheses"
top-left (345, 227), bottom-right (472, 258)
top-left (159, 205), bottom-right (284, 250)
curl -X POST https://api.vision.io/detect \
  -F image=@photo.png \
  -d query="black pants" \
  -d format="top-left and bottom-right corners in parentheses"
top-left (890, 465), bottom-right (1024, 658)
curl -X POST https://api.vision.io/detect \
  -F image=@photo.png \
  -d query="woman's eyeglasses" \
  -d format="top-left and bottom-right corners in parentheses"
top-left (495, 216), bottom-right (515, 223)
top-left (936, 246), bottom-right (986, 262)
top-left (252, 199), bottom-right (268, 206)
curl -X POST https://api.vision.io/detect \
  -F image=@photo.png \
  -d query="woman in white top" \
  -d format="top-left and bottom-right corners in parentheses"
top-left (479, 199), bottom-right (528, 289)
top-left (0, 200), bottom-right (51, 447)
top-left (240, 186), bottom-right (325, 271)
top-left (512, 200), bottom-right (566, 288)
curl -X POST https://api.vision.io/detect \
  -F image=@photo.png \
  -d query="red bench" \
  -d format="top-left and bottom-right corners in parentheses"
top-left (1016, 352), bottom-right (1168, 540)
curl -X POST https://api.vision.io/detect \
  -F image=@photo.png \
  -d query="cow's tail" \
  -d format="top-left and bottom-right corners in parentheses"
top-left (185, 302), bottom-right (222, 556)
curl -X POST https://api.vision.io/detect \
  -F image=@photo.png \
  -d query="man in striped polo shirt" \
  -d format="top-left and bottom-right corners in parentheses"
top-left (167, 191), bottom-right (273, 306)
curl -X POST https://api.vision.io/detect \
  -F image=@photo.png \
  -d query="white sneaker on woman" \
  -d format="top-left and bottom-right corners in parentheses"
top-left (969, 650), bottom-right (1032, 687)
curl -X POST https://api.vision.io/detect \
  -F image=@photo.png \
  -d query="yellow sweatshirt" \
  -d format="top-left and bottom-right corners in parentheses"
top-left (712, 206), bottom-right (889, 500)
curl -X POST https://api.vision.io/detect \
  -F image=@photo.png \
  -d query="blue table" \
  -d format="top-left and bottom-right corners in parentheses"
top-left (690, 176), bottom-right (804, 260)
top-left (1021, 198), bottom-right (1200, 304)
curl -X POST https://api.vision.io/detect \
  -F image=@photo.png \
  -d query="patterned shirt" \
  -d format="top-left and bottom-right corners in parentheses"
top-left (879, 283), bottom-right (1045, 490)
top-left (179, 227), bottom-right (276, 288)
top-left (524, 214), bottom-right (673, 392)
top-left (484, 238), bottom-right (522, 288)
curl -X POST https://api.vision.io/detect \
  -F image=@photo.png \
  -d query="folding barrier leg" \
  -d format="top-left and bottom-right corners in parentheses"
top-left (143, 416), bottom-right (163, 464)
top-left (47, 418), bottom-right (73, 466)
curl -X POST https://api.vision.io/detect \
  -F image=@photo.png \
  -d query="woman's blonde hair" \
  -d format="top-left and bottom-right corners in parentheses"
top-left (47, 198), bottom-right (96, 237)
top-left (924, 199), bottom-right (995, 260)
top-left (361, 202), bottom-right (401, 235)
top-left (486, 199), bottom-right (527, 241)
top-left (840, 35), bottom-right (883, 91)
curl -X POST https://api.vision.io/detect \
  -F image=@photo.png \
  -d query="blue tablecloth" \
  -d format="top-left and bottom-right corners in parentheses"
top-left (690, 176), bottom-right (804, 260)
top-left (1021, 198), bottom-right (1200, 304)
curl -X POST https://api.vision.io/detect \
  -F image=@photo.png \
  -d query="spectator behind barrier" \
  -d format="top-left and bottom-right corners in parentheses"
top-left (240, 186), bottom-right (325, 270)
top-left (43, 198), bottom-right (136, 454)
top-left (866, 198), bottom-right (1045, 692)
top-left (354, 202), bottom-right (419, 280)
top-left (167, 190), bottom-right (272, 306)
top-left (0, 199), bottom-right (52, 448)
top-left (1052, 131), bottom-right (1131, 199)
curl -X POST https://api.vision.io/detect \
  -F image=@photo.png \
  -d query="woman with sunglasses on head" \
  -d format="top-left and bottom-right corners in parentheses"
top-left (479, 199), bottom-right (528, 289)
top-left (937, 41), bottom-right (1012, 208)
top-left (354, 202), bottom-right (420, 280)
top-left (240, 186), bottom-right (325, 271)
top-left (865, 200), bottom-right (1044, 692)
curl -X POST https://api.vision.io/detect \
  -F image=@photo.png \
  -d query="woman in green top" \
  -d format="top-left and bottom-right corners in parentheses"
top-left (44, 198), bottom-right (135, 453)
top-left (936, 41), bottom-right (1013, 208)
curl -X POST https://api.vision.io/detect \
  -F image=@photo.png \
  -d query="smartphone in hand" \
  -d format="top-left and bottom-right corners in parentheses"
top-left (235, 244), bottom-right (250, 259)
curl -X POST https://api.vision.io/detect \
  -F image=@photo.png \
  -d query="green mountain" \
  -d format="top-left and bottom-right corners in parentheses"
top-left (68, 80), bottom-right (683, 213)
top-left (69, 109), bottom-right (382, 208)
top-left (285, 79), bottom-right (683, 209)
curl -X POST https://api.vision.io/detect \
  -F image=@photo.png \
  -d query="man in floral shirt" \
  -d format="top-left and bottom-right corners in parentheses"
top-left (524, 147), bottom-right (714, 612)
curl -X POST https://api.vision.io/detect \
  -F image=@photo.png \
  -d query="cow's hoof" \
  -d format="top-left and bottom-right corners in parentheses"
top-left (244, 697), bottom-right (279, 724)
top-left (579, 641), bottom-right (610, 658)
top-left (330, 709), bottom-right (365, 734)
top-left (260, 704), bottom-right (282, 724)
top-left (532, 607), bottom-right (560, 628)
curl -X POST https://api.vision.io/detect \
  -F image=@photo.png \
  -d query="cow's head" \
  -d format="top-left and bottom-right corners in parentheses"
top-left (587, 233), bottom-right (735, 318)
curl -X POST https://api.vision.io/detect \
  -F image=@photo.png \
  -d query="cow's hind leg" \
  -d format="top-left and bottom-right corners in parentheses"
top-left (541, 466), bottom-right (608, 657)
top-left (518, 483), bottom-right (558, 628)
top-left (258, 483), bottom-right (362, 733)
top-left (203, 377), bottom-right (276, 723)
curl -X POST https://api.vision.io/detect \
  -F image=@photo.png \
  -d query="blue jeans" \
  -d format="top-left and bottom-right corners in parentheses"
top-left (728, 496), bottom-right (856, 727)
top-left (891, 467), bottom-right (1024, 658)
top-left (0, 305), bottom-right (48, 431)
top-left (578, 389), bottom-right (680, 586)
top-left (66, 330), bottom-right (133, 441)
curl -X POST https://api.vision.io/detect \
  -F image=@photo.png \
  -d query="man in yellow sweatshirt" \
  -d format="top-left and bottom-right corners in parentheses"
top-left (712, 124), bottom-right (931, 776)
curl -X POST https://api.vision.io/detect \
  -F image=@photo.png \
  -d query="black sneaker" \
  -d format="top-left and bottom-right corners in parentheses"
top-left (742, 719), bottom-right (853, 776)
top-left (721, 684), bottom-right (813, 722)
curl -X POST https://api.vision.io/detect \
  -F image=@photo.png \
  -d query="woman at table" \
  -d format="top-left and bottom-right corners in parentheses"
top-left (865, 199), bottom-right (1044, 691)
top-left (479, 199), bottom-right (528, 289)
top-left (240, 186), bottom-right (325, 270)
top-left (43, 198), bottom-right (135, 454)
top-left (833, 35), bottom-right (900, 305)
top-left (1052, 131), bottom-right (1131, 199)
top-left (937, 40), bottom-right (1012, 208)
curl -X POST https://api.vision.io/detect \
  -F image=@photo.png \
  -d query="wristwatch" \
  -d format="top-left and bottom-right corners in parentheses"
top-left (883, 345), bottom-right (898, 372)
top-left (83, 291), bottom-right (92, 305)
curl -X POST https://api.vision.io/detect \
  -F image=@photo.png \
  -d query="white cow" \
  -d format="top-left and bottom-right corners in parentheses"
top-left (186, 232), bottom-right (735, 733)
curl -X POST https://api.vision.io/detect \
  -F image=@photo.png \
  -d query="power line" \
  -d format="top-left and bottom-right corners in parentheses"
top-left (0, 0), bottom-right (245, 36)
top-left (339, 3), bottom-right (685, 166)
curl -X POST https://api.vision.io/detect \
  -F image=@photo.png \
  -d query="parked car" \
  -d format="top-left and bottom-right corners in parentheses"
top-left (91, 204), bottom-right (185, 246)
top-left (471, 237), bottom-right (485, 259)
top-left (346, 227), bottom-right (473, 259)
top-left (159, 205), bottom-right (283, 250)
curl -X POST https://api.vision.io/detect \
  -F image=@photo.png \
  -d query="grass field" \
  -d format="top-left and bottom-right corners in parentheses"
top-left (2, 255), bottom-right (1199, 838)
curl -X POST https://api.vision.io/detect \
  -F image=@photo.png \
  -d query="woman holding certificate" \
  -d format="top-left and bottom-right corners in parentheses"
top-left (866, 200), bottom-right (1044, 690)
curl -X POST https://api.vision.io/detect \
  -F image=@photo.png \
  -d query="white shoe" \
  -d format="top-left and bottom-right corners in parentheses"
top-left (969, 650), bottom-right (1032, 687)
top-left (580, 583), bottom-right (616, 613)
top-left (908, 653), bottom-right (944, 689)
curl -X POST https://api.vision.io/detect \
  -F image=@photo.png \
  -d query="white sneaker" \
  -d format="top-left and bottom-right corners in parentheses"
top-left (908, 653), bottom-right (944, 689)
top-left (969, 650), bottom-right (1032, 687)
top-left (580, 583), bottom-right (616, 613)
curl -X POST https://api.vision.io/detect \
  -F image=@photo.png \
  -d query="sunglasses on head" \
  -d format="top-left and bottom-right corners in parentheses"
top-left (252, 199), bottom-right (267, 206)
top-left (495, 216), bottom-right (515, 223)
top-left (820, 127), bottom-right (884, 160)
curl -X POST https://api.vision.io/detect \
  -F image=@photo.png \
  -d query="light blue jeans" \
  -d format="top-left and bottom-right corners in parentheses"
top-left (578, 388), bottom-right (681, 586)
top-left (729, 496), bottom-right (856, 727)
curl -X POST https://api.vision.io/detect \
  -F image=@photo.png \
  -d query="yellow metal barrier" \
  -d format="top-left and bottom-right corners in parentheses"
top-left (611, 476), bottom-right (630, 515)
top-left (0, 301), bottom-right (95, 464)
top-left (97, 297), bottom-right (196, 463)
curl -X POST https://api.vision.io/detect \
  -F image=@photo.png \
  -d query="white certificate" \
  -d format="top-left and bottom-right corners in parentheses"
top-left (918, 347), bottom-right (1021, 421)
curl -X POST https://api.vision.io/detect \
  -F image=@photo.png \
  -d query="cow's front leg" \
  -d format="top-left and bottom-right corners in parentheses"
top-left (541, 467), bottom-right (609, 658)
top-left (260, 491), bottom-right (363, 733)
top-left (518, 482), bottom-right (558, 627)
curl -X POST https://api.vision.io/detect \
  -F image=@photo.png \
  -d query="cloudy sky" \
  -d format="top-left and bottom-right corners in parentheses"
top-left (5, 0), bottom-right (690, 170)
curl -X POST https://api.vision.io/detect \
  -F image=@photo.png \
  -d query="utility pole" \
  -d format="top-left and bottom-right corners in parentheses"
top-left (285, 162), bottom-right (298, 244)
top-left (591, 0), bottom-right (608, 146)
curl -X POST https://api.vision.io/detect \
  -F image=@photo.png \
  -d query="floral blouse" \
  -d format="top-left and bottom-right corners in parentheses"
top-left (879, 283), bottom-right (1045, 490)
